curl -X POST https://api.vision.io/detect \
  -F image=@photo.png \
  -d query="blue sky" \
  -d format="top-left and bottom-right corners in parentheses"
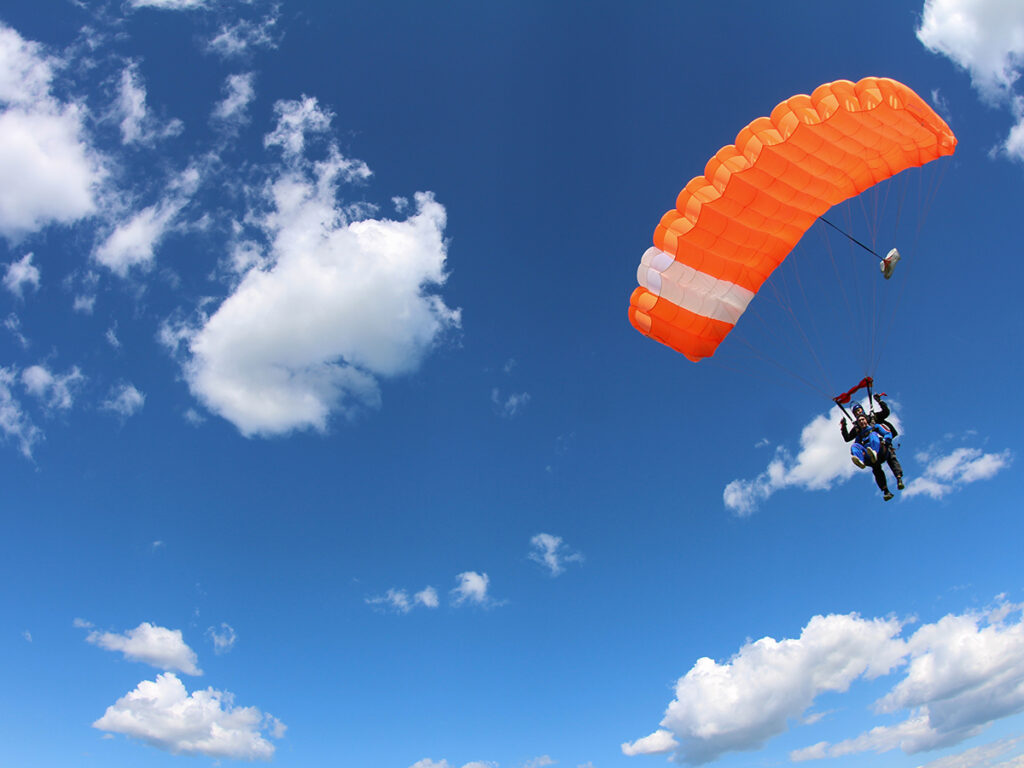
top-left (1, 1), bottom-right (1023, 767)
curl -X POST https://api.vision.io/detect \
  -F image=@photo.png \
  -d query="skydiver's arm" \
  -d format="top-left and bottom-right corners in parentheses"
top-left (874, 398), bottom-right (890, 420)
top-left (841, 421), bottom-right (854, 442)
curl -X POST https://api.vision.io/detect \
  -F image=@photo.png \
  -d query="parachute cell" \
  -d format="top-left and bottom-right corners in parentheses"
top-left (629, 77), bottom-right (957, 362)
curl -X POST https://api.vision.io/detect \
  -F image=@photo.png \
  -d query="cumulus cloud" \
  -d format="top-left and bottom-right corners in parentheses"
top-left (917, 0), bottom-right (1024, 160)
top-left (0, 24), bottom-right (104, 239)
top-left (451, 571), bottom-right (500, 608)
top-left (168, 97), bottom-right (459, 436)
top-left (626, 600), bottom-right (1024, 765)
top-left (86, 621), bottom-right (202, 675)
top-left (528, 533), bottom-right (583, 577)
top-left (102, 383), bottom-right (145, 417)
top-left (93, 672), bottom-right (285, 759)
top-left (410, 761), bottom-right (497, 768)
top-left (4, 252), bottom-right (40, 296)
top-left (904, 444), bottom-right (1012, 499)
top-left (366, 586), bottom-right (440, 614)
top-left (723, 404), bottom-right (883, 515)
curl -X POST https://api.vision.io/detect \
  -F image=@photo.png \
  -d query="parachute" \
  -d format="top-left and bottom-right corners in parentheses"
top-left (628, 77), bottom-right (957, 363)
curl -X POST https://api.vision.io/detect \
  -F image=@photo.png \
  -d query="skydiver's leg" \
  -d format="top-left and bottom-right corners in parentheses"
top-left (871, 464), bottom-right (888, 491)
top-left (871, 462), bottom-right (893, 500)
top-left (886, 450), bottom-right (905, 489)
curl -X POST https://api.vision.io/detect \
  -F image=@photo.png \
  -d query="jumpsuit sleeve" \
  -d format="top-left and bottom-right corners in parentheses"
top-left (875, 400), bottom-right (890, 420)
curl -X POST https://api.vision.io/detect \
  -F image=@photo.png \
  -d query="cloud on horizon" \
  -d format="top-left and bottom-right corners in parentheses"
top-left (623, 599), bottom-right (1024, 765)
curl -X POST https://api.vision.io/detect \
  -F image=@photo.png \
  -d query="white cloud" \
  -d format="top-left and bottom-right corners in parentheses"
top-left (633, 613), bottom-right (906, 764)
top-left (366, 586), bottom-right (440, 613)
top-left (93, 672), bottom-right (284, 759)
top-left (915, 737), bottom-right (1024, 768)
top-left (905, 445), bottom-right (1012, 499)
top-left (4, 252), bottom-right (40, 295)
top-left (128, 0), bottom-right (209, 10)
top-left (211, 72), bottom-right (255, 130)
top-left (5, 313), bottom-right (28, 347)
top-left (112, 61), bottom-right (185, 145)
top-left (411, 761), bottom-right (497, 768)
top-left (21, 364), bottom-right (85, 410)
top-left (723, 404), bottom-right (883, 515)
top-left (205, 623), bottom-right (236, 654)
top-left (102, 383), bottom-right (145, 417)
top-left (0, 24), bottom-right (104, 239)
top-left (415, 586), bottom-right (440, 608)
top-left (451, 571), bottom-right (499, 608)
top-left (492, 388), bottom-right (530, 418)
top-left (917, 0), bottom-right (1024, 160)
top-left (94, 166), bottom-right (200, 276)
top-left (622, 729), bottom-right (680, 756)
top-left (628, 599), bottom-right (1024, 765)
top-left (73, 294), bottom-right (96, 314)
top-left (86, 621), bottom-right (202, 675)
top-left (207, 12), bottom-right (280, 58)
top-left (523, 757), bottom-right (555, 768)
top-left (170, 97), bottom-right (459, 436)
top-left (528, 533), bottom-right (583, 577)
top-left (0, 366), bottom-right (42, 457)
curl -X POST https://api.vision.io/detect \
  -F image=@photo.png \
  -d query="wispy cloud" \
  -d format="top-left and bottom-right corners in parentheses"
top-left (211, 72), bottom-right (255, 132)
top-left (207, 10), bottom-right (280, 58)
top-left (528, 533), bottom-right (583, 577)
top-left (93, 166), bottom-right (200, 276)
top-left (914, 737), bottom-right (1024, 768)
top-left (0, 366), bottom-right (42, 457)
top-left (21, 364), bottom-right (85, 411)
top-left (492, 388), bottom-right (530, 418)
top-left (366, 586), bottom-right (439, 614)
top-left (206, 623), bottom-right (237, 654)
top-left (114, 62), bottom-right (183, 146)
top-left (102, 383), bottom-right (145, 418)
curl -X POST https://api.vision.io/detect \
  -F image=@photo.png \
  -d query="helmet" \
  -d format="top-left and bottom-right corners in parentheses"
top-left (851, 403), bottom-right (865, 415)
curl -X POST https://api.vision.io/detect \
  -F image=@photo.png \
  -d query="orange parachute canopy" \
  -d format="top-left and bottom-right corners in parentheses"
top-left (628, 77), bottom-right (957, 362)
